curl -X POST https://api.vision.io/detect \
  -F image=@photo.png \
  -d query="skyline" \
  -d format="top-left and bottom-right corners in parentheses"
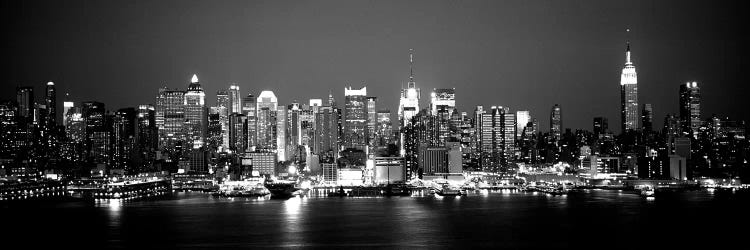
top-left (3, 0), bottom-right (748, 132)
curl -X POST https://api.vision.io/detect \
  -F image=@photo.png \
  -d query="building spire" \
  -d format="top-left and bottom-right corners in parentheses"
top-left (409, 48), bottom-right (414, 82)
top-left (625, 42), bottom-right (632, 64)
top-left (191, 74), bottom-right (199, 83)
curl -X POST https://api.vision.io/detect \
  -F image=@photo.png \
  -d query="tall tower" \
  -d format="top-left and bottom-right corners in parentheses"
top-left (156, 87), bottom-right (186, 151)
top-left (45, 82), bottom-right (57, 126)
top-left (480, 106), bottom-right (504, 172)
top-left (243, 94), bottom-right (257, 150)
top-left (515, 111), bottom-right (530, 137)
top-left (228, 84), bottom-right (242, 114)
top-left (641, 104), bottom-right (653, 132)
top-left (256, 90), bottom-right (278, 150)
top-left (679, 81), bottom-right (700, 138)
top-left (344, 86), bottom-right (367, 151)
top-left (215, 90), bottom-right (230, 149)
top-left (398, 49), bottom-right (421, 155)
top-left (620, 42), bottom-right (639, 132)
top-left (550, 104), bottom-right (562, 140)
top-left (366, 96), bottom-right (377, 150)
top-left (398, 49), bottom-right (420, 126)
top-left (185, 74), bottom-right (207, 149)
top-left (16, 87), bottom-right (34, 120)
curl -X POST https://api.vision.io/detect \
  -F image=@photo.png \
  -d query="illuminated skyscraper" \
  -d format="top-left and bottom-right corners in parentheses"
top-left (256, 91), bottom-right (278, 150)
top-left (679, 82), bottom-right (700, 138)
top-left (113, 107), bottom-right (137, 171)
top-left (366, 96), bottom-right (377, 149)
top-left (64, 105), bottom-right (85, 143)
top-left (398, 49), bottom-right (420, 155)
top-left (207, 111), bottom-right (222, 149)
top-left (63, 101), bottom-right (74, 127)
top-left (430, 88), bottom-right (455, 117)
top-left (287, 103), bottom-right (302, 159)
top-left (156, 87), bottom-right (185, 150)
top-left (136, 104), bottom-right (157, 168)
top-left (276, 106), bottom-right (287, 161)
top-left (45, 82), bottom-right (57, 126)
top-left (314, 105), bottom-right (340, 161)
top-left (228, 84), bottom-right (242, 114)
top-left (216, 90), bottom-right (229, 149)
top-left (243, 94), bottom-right (257, 149)
top-left (480, 106), bottom-right (504, 172)
top-left (344, 86), bottom-right (367, 151)
top-left (376, 110), bottom-right (392, 147)
top-left (620, 42), bottom-right (639, 132)
top-left (229, 113), bottom-right (247, 152)
top-left (309, 99), bottom-right (322, 115)
top-left (516, 111), bottom-right (530, 138)
top-left (550, 104), bottom-right (562, 140)
top-left (16, 87), bottom-right (34, 119)
top-left (82, 101), bottom-right (108, 163)
top-left (503, 109), bottom-right (516, 164)
top-left (185, 74), bottom-right (207, 149)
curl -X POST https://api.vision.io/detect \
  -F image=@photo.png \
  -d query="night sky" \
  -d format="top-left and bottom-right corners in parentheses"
top-left (2, 0), bottom-right (748, 133)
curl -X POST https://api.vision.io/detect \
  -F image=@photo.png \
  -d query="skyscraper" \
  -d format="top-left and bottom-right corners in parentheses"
top-left (679, 82), bottom-right (700, 138)
top-left (113, 107), bottom-right (137, 171)
top-left (503, 109), bottom-right (516, 164)
top-left (593, 117), bottom-right (609, 136)
top-left (256, 91), bottom-right (278, 150)
top-left (376, 110), bottom-right (392, 147)
top-left (64, 105), bottom-right (85, 143)
top-left (366, 96), bottom-right (377, 149)
top-left (228, 84), bottom-right (242, 114)
top-left (243, 94), bottom-right (257, 149)
top-left (620, 42), bottom-right (639, 132)
top-left (45, 82), bottom-right (57, 126)
top-left (136, 104), bottom-right (157, 168)
top-left (185, 74), bottom-right (207, 149)
top-left (480, 106), bottom-right (504, 172)
top-left (156, 87), bottom-right (185, 151)
top-left (16, 87), bottom-right (34, 119)
top-left (63, 101), bottom-right (74, 127)
top-left (276, 106), bottom-right (287, 161)
top-left (216, 90), bottom-right (230, 149)
top-left (229, 113), bottom-right (247, 152)
top-left (287, 103), bottom-right (302, 157)
top-left (314, 105), bottom-right (340, 161)
top-left (344, 86), bottom-right (367, 150)
top-left (82, 101), bottom-right (108, 163)
top-left (430, 88), bottom-right (456, 117)
top-left (550, 104), bottom-right (562, 141)
top-left (516, 111), bottom-right (530, 138)
top-left (641, 104), bottom-right (653, 132)
top-left (398, 49), bottom-right (420, 156)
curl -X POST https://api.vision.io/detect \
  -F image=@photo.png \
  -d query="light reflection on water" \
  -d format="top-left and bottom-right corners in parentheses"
top-left (73, 189), bottom-right (750, 248)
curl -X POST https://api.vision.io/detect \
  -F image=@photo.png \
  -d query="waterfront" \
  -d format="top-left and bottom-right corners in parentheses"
top-left (3, 189), bottom-right (749, 249)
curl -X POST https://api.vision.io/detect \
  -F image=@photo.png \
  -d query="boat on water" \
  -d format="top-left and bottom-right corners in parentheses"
top-left (211, 181), bottom-right (270, 198)
top-left (264, 182), bottom-right (299, 199)
top-left (212, 187), bottom-right (269, 198)
top-left (640, 186), bottom-right (655, 197)
top-left (436, 185), bottom-right (465, 197)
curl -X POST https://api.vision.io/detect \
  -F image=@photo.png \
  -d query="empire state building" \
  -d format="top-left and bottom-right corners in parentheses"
top-left (398, 49), bottom-right (420, 155)
top-left (620, 42), bottom-right (639, 132)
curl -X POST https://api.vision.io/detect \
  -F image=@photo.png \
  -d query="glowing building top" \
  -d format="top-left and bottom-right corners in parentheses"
top-left (620, 43), bottom-right (637, 85)
top-left (399, 49), bottom-right (420, 126)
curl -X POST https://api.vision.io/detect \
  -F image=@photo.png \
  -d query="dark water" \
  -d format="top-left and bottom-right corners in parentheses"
top-left (4, 189), bottom-right (749, 249)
